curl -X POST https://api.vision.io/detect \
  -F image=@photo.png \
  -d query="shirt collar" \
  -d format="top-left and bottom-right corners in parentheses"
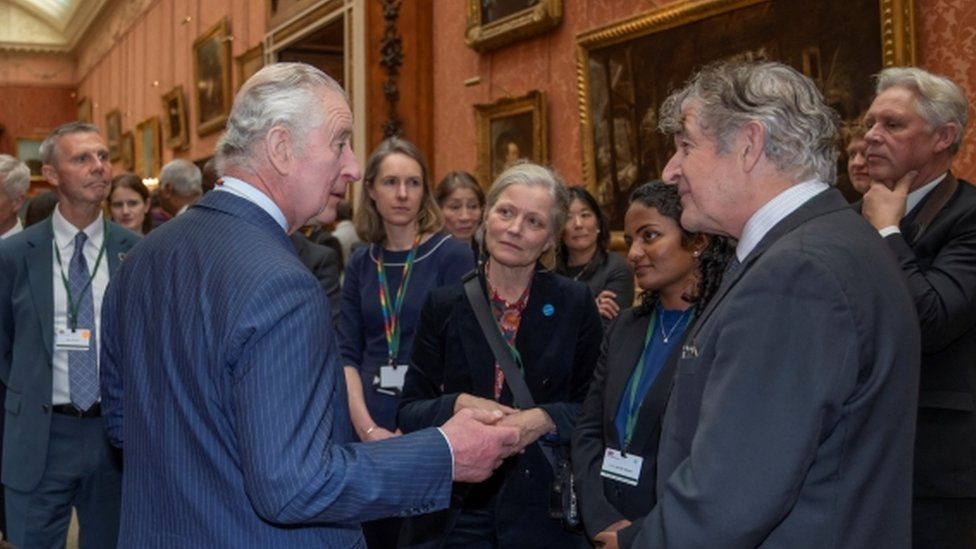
top-left (905, 172), bottom-right (946, 217)
top-left (214, 176), bottom-right (288, 231)
top-left (52, 204), bottom-right (104, 252)
top-left (0, 218), bottom-right (22, 239)
top-left (737, 179), bottom-right (829, 261)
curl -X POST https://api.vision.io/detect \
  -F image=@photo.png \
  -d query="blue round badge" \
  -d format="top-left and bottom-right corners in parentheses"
top-left (542, 303), bottom-right (554, 317)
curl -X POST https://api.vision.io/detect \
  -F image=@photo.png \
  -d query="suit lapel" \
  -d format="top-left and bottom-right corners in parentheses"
top-left (105, 222), bottom-right (135, 275)
top-left (514, 272), bottom-right (559, 382)
top-left (26, 225), bottom-right (55, 359)
top-left (602, 312), bottom-right (652, 445)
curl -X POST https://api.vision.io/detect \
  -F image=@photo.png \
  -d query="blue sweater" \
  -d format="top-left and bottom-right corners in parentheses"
top-left (338, 232), bottom-right (475, 430)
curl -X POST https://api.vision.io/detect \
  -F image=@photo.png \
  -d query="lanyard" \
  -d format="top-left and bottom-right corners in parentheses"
top-left (621, 308), bottom-right (658, 451)
top-left (375, 233), bottom-right (422, 365)
top-left (53, 219), bottom-right (108, 330)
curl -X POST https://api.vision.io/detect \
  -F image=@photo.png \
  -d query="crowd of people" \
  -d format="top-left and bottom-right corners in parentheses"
top-left (0, 57), bottom-right (973, 549)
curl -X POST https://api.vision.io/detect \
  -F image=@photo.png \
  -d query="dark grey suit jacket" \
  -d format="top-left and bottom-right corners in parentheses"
top-left (0, 216), bottom-right (138, 491)
top-left (624, 188), bottom-right (920, 548)
top-left (290, 232), bottom-right (341, 324)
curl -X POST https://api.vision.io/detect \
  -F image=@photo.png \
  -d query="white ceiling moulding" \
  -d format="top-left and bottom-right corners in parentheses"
top-left (0, 0), bottom-right (109, 53)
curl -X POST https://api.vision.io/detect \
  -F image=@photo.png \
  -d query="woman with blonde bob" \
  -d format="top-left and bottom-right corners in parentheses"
top-left (337, 137), bottom-right (475, 546)
top-left (399, 162), bottom-right (601, 548)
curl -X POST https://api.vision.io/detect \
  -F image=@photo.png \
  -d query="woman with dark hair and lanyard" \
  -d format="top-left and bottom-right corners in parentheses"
top-left (571, 181), bottom-right (734, 548)
top-left (338, 137), bottom-right (474, 548)
top-left (399, 162), bottom-right (602, 548)
top-left (556, 187), bottom-right (634, 326)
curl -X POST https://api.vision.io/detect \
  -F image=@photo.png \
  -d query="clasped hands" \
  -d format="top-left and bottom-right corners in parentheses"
top-left (439, 393), bottom-right (556, 483)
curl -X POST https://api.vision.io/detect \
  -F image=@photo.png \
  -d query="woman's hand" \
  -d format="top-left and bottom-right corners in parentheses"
top-left (496, 408), bottom-right (556, 453)
top-left (455, 393), bottom-right (517, 416)
top-left (595, 290), bottom-right (621, 320)
top-left (362, 425), bottom-right (401, 442)
top-left (594, 519), bottom-right (632, 548)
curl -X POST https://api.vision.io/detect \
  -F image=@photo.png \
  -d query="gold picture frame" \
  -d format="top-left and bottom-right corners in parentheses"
top-left (193, 18), bottom-right (233, 136)
top-left (575, 0), bottom-right (916, 230)
top-left (162, 85), bottom-right (189, 150)
top-left (121, 131), bottom-right (135, 171)
top-left (474, 90), bottom-right (548, 188)
top-left (466, 0), bottom-right (562, 52)
top-left (105, 109), bottom-right (122, 161)
top-left (77, 97), bottom-right (92, 123)
top-left (235, 43), bottom-right (265, 91)
top-left (134, 117), bottom-right (161, 179)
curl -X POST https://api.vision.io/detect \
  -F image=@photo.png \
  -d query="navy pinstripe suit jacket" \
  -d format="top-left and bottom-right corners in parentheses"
top-left (100, 190), bottom-right (452, 547)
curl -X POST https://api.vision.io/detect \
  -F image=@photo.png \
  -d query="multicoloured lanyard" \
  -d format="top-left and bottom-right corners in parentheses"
top-left (376, 233), bottom-right (422, 365)
top-left (52, 219), bottom-right (108, 330)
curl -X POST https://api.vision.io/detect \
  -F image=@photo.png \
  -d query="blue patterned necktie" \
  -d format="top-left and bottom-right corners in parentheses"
top-left (68, 231), bottom-right (98, 411)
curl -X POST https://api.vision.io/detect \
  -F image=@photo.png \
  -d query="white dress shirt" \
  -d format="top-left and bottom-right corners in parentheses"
top-left (736, 179), bottom-right (830, 261)
top-left (1, 217), bottom-right (23, 239)
top-left (215, 176), bottom-right (288, 231)
top-left (51, 206), bottom-right (110, 405)
top-left (878, 173), bottom-right (945, 238)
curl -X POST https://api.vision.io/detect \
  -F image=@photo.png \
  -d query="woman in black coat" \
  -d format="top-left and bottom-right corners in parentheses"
top-left (571, 181), bottom-right (733, 548)
top-left (399, 163), bottom-right (602, 548)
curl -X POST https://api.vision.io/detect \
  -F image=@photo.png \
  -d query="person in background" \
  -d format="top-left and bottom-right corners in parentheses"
top-left (200, 157), bottom-right (219, 194)
top-left (860, 66), bottom-right (976, 549)
top-left (842, 118), bottom-right (871, 195)
top-left (0, 155), bottom-right (29, 240)
top-left (339, 137), bottom-right (475, 548)
top-left (24, 191), bottom-right (59, 228)
top-left (572, 181), bottom-right (733, 546)
top-left (108, 173), bottom-right (153, 235)
top-left (399, 162), bottom-right (602, 549)
top-left (435, 170), bottom-right (484, 261)
top-left (151, 159), bottom-right (202, 227)
top-left (557, 187), bottom-right (634, 325)
top-left (330, 199), bottom-right (361, 265)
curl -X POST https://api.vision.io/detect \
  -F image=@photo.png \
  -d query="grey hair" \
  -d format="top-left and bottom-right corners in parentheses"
top-left (216, 62), bottom-right (347, 174)
top-left (39, 122), bottom-right (100, 166)
top-left (659, 60), bottom-right (840, 183)
top-left (875, 67), bottom-right (969, 156)
top-left (159, 159), bottom-right (202, 196)
top-left (483, 162), bottom-right (570, 267)
top-left (0, 154), bottom-right (30, 199)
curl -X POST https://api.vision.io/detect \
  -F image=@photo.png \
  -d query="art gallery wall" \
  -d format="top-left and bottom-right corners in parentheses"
top-left (430, 0), bottom-right (976, 186)
top-left (0, 52), bottom-right (76, 160)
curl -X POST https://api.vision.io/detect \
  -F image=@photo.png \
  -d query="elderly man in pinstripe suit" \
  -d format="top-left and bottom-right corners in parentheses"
top-left (99, 63), bottom-right (519, 548)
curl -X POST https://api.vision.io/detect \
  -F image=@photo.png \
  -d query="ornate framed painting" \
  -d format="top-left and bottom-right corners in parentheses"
top-left (134, 117), bottom-right (161, 179)
top-left (106, 109), bottom-right (122, 161)
top-left (77, 97), bottom-right (92, 123)
top-left (474, 90), bottom-right (547, 188)
top-left (162, 86), bottom-right (189, 150)
top-left (466, 0), bottom-right (562, 52)
top-left (576, 0), bottom-right (916, 230)
top-left (236, 44), bottom-right (265, 90)
top-left (121, 131), bottom-right (135, 171)
top-left (193, 18), bottom-right (233, 136)
top-left (15, 137), bottom-right (44, 180)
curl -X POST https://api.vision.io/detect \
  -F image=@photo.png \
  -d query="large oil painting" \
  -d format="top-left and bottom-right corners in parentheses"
top-left (577, 0), bottom-right (915, 230)
top-left (193, 18), bottom-right (233, 136)
top-left (475, 91), bottom-right (548, 189)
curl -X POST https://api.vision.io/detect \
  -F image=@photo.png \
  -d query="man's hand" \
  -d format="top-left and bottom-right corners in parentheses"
top-left (594, 519), bottom-right (632, 549)
top-left (496, 408), bottom-right (556, 453)
top-left (441, 408), bottom-right (520, 482)
top-left (454, 392), bottom-right (517, 416)
top-left (862, 170), bottom-right (916, 230)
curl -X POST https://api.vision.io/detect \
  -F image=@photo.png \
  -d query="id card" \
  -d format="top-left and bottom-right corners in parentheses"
top-left (379, 364), bottom-right (408, 391)
top-left (55, 328), bottom-right (92, 351)
top-left (600, 448), bottom-right (643, 486)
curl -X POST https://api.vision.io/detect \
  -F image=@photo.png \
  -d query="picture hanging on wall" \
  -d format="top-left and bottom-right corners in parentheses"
top-left (121, 131), bottom-right (135, 171)
top-left (162, 85), bottom-right (189, 150)
top-left (106, 109), bottom-right (122, 161)
top-left (236, 44), bottom-right (264, 90)
top-left (466, 0), bottom-right (562, 52)
top-left (77, 97), bottom-right (92, 123)
top-left (474, 90), bottom-right (548, 189)
top-left (193, 17), bottom-right (233, 136)
top-left (134, 117), bottom-right (161, 179)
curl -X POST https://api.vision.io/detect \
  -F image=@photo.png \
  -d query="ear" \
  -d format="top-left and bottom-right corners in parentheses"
top-left (41, 164), bottom-right (59, 188)
top-left (932, 123), bottom-right (958, 155)
top-left (690, 233), bottom-right (709, 256)
top-left (738, 120), bottom-right (765, 173)
top-left (265, 125), bottom-right (294, 176)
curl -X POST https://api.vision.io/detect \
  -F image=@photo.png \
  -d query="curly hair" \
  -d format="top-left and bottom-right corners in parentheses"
top-left (628, 181), bottom-right (735, 316)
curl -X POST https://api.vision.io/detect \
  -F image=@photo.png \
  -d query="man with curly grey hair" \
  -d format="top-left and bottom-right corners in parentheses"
top-left (861, 67), bottom-right (976, 549)
top-left (0, 155), bottom-right (29, 240)
top-left (594, 59), bottom-right (920, 549)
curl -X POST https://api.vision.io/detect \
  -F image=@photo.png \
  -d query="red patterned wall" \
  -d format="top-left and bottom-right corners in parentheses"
top-left (0, 85), bottom-right (76, 156)
top-left (431, 0), bottom-right (976, 185)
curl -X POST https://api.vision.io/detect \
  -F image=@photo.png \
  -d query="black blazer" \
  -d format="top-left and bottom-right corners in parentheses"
top-left (398, 269), bottom-right (602, 548)
top-left (886, 174), bottom-right (976, 498)
top-left (572, 306), bottom-right (681, 539)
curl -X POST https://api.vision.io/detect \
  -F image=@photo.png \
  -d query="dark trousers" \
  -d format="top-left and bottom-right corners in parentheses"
top-left (5, 414), bottom-right (122, 549)
top-left (913, 497), bottom-right (976, 549)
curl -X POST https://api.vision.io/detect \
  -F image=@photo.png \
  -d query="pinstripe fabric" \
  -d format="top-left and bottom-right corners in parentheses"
top-left (100, 191), bottom-right (453, 548)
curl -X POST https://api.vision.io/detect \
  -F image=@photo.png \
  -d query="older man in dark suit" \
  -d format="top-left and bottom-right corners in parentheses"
top-left (861, 67), bottom-right (976, 549)
top-left (595, 60), bottom-right (921, 549)
top-left (99, 63), bottom-right (519, 547)
top-left (0, 122), bottom-right (139, 547)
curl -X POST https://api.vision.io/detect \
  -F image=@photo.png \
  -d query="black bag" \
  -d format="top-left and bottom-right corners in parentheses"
top-left (463, 273), bottom-right (581, 531)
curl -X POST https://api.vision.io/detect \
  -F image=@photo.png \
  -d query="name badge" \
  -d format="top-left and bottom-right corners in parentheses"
top-left (55, 328), bottom-right (92, 351)
top-left (600, 448), bottom-right (643, 486)
top-left (379, 364), bottom-right (408, 391)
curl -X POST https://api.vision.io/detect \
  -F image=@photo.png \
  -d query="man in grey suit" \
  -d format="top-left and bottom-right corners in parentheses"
top-left (99, 63), bottom-right (519, 547)
top-left (0, 122), bottom-right (139, 547)
top-left (595, 60), bottom-right (921, 548)
top-left (861, 67), bottom-right (976, 549)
